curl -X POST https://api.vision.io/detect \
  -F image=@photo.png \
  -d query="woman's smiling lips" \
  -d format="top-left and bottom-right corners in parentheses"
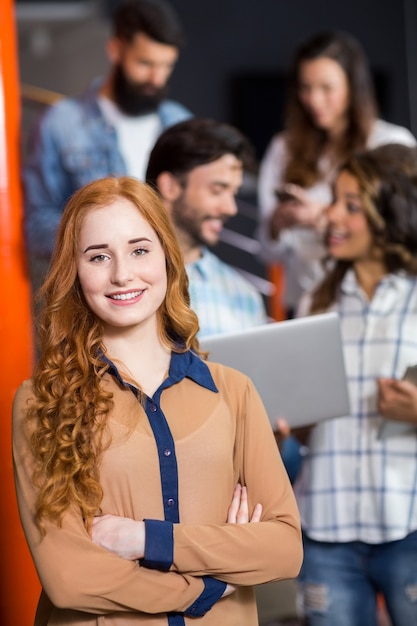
top-left (106, 289), bottom-right (144, 304)
top-left (327, 229), bottom-right (348, 246)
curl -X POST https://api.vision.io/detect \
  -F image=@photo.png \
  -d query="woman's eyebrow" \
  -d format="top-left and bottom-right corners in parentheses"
top-left (83, 243), bottom-right (108, 253)
top-left (83, 237), bottom-right (152, 253)
top-left (344, 192), bottom-right (362, 200)
top-left (128, 237), bottom-right (152, 244)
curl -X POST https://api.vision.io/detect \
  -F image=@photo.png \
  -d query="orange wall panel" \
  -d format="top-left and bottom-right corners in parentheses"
top-left (0, 1), bottom-right (39, 624)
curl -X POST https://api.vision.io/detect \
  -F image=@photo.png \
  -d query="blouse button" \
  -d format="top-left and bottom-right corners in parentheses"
top-left (149, 404), bottom-right (157, 413)
top-left (164, 448), bottom-right (171, 456)
top-left (167, 498), bottom-right (175, 507)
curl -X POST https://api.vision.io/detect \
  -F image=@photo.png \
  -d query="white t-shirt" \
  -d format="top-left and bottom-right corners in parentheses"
top-left (98, 97), bottom-right (161, 181)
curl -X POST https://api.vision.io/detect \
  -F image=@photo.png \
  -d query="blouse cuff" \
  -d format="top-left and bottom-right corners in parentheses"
top-left (141, 519), bottom-right (173, 571)
top-left (184, 577), bottom-right (227, 617)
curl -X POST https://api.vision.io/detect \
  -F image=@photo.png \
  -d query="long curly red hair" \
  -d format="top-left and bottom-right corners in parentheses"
top-left (29, 177), bottom-right (201, 530)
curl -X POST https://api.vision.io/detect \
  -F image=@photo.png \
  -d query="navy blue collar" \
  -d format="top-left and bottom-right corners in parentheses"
top-left (168, 349), bottom-right (218, 391)
top-left (101, 349), bottom-right (218, 397)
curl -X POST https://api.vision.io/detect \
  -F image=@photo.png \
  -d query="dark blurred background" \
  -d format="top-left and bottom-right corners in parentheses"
top-left (15, 0), bottom-right (417, 304)
top-left (16, 0), bottom-right (417, 156)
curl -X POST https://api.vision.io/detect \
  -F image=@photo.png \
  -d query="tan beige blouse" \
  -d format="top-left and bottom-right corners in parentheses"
top-left (13, 351), bottom-right (302, 625)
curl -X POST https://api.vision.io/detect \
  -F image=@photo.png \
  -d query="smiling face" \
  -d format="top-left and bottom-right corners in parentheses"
top-left (326, 170), bottom-right (378, 263)
top-left (77, 198), bottom-right (167, 337)
top-left (169, 153), bottom-right (242, 256)
top-left (297, 57), bottom-right (350, 134)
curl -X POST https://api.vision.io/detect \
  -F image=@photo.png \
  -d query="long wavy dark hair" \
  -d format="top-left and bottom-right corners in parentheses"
top-left (28, 177), bottom-right (201, 530)
top-left (284, 31), bottom-right (378, 188)
top-left (311, 144), bottom-right (417, 313)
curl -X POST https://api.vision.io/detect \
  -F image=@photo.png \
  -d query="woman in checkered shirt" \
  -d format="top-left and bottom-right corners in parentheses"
top-left (294, 143), bottom-right (417, 626)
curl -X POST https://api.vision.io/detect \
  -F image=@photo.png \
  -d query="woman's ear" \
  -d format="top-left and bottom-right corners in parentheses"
top-left (156, 172), bottom-right (183, 207)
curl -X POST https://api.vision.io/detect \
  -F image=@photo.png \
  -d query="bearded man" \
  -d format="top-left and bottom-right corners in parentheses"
top-left (24, 0), bottom-right (191, 295)
top-left (146, 118), bottom-right (268, 337)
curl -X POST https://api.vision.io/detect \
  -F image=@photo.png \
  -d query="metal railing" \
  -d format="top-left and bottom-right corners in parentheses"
top-left (21, 83), bottom-right (63, 106)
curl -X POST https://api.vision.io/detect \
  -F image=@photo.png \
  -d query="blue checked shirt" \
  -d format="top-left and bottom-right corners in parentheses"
top-left (296, 269), bottom-right (417, 544)
top-left (186, 248), bottom-right (267, 338)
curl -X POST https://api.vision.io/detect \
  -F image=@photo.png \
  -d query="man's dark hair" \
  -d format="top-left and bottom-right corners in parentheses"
top-left (146, 118), bottom-right (257, 186)
top-left (112, 0), bottom-right (185, 48)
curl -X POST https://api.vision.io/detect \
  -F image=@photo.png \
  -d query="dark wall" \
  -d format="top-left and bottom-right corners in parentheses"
top-left (19, 1), bottom-right (413, 161)
top-left (17, 0), bottom-right (415, 298)
top-left (160, 0), bottom-right (412, 159)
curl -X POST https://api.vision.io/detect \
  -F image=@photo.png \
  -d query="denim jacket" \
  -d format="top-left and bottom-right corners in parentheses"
top-left (23, 80), bottom-right (192, 260)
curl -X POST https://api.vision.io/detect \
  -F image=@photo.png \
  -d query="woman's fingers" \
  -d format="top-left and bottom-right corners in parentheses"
top-left (250, 503), bottom-right (263, 523)
top-left (227, 484), bottom-right (262, 523)
top-left (236, 486), bottom-right (249, 524)
top-left (227, 483), bottom-right (242, 523)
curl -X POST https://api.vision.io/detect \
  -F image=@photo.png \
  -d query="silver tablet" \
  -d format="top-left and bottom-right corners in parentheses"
top-left (200, 312), bottom-right (350, 429)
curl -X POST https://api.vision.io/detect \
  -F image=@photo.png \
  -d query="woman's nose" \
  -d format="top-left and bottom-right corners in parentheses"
top-left (327, 201), bottom-right (344, 224)
top-left (111, 258), bottom-right (133, 285)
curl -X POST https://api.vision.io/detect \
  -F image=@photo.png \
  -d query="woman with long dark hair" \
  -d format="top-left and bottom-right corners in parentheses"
top-left (257, 31), bottom-right (416, 317)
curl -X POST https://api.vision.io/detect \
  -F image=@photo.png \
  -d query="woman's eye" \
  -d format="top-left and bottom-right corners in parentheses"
top-left (133, 248), bottom-right (147, 257)
top-left (347, 203), bottom-right (361, 214)
top-left (90, 254), bottom-right (109, 263)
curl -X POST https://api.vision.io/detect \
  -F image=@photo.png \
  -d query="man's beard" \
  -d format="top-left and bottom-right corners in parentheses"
top-left (112, 64), bottom-right (168, 116)
top-left (171, 196), bottom-right (226, 250)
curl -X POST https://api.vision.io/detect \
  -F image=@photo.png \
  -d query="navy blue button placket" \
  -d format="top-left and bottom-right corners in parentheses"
top-left (145, 390), bottom-right (184, 626)
top-left (103, 350), bottom-right (220, 622)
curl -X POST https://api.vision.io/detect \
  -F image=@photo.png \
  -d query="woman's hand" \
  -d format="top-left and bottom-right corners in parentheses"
top-left (91, 514), bottom-right (146, 561)
top-left (91, 484), bottom-right (263, 562)
top-left (91, 487), bottom-right (261, 602)
top-left (269, 184), bottom-right (327, 239)
top-left (377, 378), bottom-right (417, 423)
top-left (273, 417), bottom-right (291, 450)
top-left (222, 484), bottom-right (262, 598)
top-left (227, 483), bottom-right (262, 524)
top-left (274, 417), bottom-right (313, 447)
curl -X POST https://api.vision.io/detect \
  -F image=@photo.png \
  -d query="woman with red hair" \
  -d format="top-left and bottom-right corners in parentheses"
top-left (13, 176), bottom-right (302, 626)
